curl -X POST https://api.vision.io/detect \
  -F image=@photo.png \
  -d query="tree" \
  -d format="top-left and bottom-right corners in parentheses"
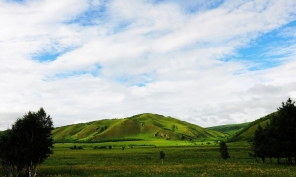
top-left (159, 151), bottom-right (165, 164)
top-left (0, 108), bottom-right (54, 177)
top-left (219, 141), bottom-right (230, 160)
top-left (0, 130), bottom-right (24, 177)
top-left (272, 98), bottom-right (296, 164)
top-left (252, 98), bottom-right (296, 164)
top-left (263, 123), bottom-right (278, 163)
top-left (252, 125), bottom-right (267, 163)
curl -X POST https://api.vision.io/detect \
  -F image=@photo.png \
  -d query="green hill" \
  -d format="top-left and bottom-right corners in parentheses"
top-left (52, 113), bottom-right (226, 143)
top-left (206, 122), bottom-right (250, 135)
top-left (228, 112), bottom-right (277, 142)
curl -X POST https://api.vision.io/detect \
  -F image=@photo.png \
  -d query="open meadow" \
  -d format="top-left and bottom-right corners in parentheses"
top-left (2, 141), bottom-right (295, 177)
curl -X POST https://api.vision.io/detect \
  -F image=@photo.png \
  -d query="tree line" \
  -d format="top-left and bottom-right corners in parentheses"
top-left (252, 98), bottom-right (296, 164)
top-left (0, 108), bottom-right (54, 177)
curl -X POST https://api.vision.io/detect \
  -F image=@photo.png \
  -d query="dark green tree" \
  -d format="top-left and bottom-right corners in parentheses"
top-left (252, 124), bottom-right (268, 163)
top-left (159, 151), bottom-right (165, 164)
top-left (219, 141), bottom-right (230, 160)
top-left (265, 119), bottom-right (283, 163)
top-left (272, 98), bottom-right (296, 164)
top-left (252, 98), bottom-right (296, 164)
top-left (0, 108), bottom-right (54, 177)
top-left (0, 130), bottom-right (24, 177)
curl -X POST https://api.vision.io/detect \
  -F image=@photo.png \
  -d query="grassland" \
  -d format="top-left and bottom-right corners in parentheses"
top-left (52, 113), bottom-right (226, 143)
top-left (2, 112), bottom-right (292, 176)
top-left (206, 122), bottom-right (250, 135)
top-left (228, 112), bottom-right (276, 142)
top-left (1, 141), bottom-right (295, 177)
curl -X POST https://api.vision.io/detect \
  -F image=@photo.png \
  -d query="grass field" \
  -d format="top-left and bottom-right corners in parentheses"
top-left (1, 141), bottom-right (295, 177)
top-left (206, 122), bottom-right (250, 135)
top-left (228, 113), bottom-right (275, 142)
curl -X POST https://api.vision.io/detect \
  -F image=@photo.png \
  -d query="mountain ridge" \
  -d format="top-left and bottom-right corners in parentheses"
top-left (52, 113), bottom-right (226, 143)
top-left (1, 112), bottom-right (276, 143)
top-left (206, 122), bottom-right (250, 135)
top-left (228, 112), bottom-right (276, 142)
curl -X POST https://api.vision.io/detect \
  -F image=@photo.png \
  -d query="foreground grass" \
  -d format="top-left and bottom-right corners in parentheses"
top-left (1, 142), bottom-right (295, 177)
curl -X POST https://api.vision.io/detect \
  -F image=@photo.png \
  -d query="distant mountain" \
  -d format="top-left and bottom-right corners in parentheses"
top-left (52, 113), bottom-right (226, 143)
top-left (206, 122), bottom-right (250, 135)
top-left (228, 112), bottom-right (276, 142)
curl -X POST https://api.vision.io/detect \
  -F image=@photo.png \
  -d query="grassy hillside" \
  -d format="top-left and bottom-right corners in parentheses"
top-left (206, 122), bottom-right (250, 135)
top-left (52, 113), bottom-right (226, 143)
top-left (228, 112), bottom-right (276, 142)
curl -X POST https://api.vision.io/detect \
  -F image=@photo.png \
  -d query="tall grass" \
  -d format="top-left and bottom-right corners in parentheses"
top-left (1, 142), bottom-right (295, 177)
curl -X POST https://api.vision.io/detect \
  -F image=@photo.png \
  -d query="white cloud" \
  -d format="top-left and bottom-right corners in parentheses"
top-left (0, 0), bottom-right (296, 129)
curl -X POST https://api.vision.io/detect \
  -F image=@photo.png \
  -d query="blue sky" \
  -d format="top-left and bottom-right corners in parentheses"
top-left (0, 0), bottom-right (296, 130)
top-left (236, 21), bottom-right (296, 70)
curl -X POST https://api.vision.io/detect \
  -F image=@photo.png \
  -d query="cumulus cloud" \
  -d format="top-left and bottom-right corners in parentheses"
top-left (0, 0), bottom-right (296, 129)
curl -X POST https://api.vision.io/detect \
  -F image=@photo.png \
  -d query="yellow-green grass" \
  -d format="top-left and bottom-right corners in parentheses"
top-left (53, 139), bottom-right (219, 149)
top-left (2, 142), bottom-right (295, 177)
top-left (228, 112), bottom-right (276, 142)
top-left (234, 119), bottom-right (270, 140)
top-left (52, 113), bottom-right (226, 143)
top-left (207, 122), bottom-right (250, 135)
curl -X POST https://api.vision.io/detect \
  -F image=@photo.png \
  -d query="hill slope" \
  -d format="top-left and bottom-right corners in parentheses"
top-left (228, 112), bottom-right (276, 142)
top-left (52, 113), bottom-right (226, 143)
top-left (206, 122), bottom-right (250, 135)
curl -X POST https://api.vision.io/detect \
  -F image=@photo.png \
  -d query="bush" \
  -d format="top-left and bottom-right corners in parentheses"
top-left (219, 141), bottom-right (230, 160)
top-left (70, 145), bottom-right (83, 150)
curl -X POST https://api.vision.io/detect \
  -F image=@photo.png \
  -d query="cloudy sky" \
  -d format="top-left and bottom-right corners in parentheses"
top-left (1, 0), bottom-right (296, 130)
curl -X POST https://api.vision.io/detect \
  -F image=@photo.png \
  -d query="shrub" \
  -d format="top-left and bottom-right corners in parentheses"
top-left (70, 145), bottom-right (83, 150)
top-left (219, 141), bottom-right (230, 160)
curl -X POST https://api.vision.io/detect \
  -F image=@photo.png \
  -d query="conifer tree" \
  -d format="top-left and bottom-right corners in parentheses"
top-left (273, 98), bottom-right (296, 164)
top-left (253, 98), bottom-right (296, 164)
top-left (159, 151), bottom-right (165, 164)
top-left (219, 141), bottom-right (230, 160)
top-left (252, 125), bottom-right (268, 163)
